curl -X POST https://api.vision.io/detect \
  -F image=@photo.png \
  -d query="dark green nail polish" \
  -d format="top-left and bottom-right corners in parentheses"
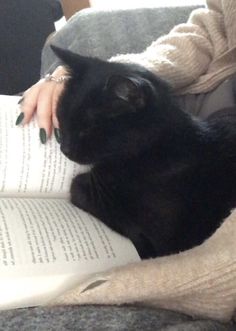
top-left (18, 97), bottom-right (24, 104)
top-left (15, 112), bottom-right (24, 125)
top-left (39, 128), bottom-right (47, 144)
top-left (54, 128), bottom-right (61, 144)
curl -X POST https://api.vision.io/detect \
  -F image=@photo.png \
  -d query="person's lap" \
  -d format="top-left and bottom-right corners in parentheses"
top-left (176, 76), bottom-right (236, 119)
top-left (31, 8), bottom-right (236, 330)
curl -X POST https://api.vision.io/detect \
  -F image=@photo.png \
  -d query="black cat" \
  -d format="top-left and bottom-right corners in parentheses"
top-left (52, 45), bottom-right (236, 259)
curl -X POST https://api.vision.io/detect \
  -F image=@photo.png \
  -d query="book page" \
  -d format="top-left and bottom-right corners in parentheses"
top-left (0, 95), bottom-right (86, 198)
top-left (0, 198), bottom-right (140, 309)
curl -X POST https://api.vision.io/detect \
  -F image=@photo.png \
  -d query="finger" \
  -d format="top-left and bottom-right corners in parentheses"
top-left (36, 83), bottom-right (55, 140)
top-left (52, 83), bottom-right (64, 129)
top-left (19, 81), bottom-right (43, 124)
top-left (50, 65), bottom-right (68, 129)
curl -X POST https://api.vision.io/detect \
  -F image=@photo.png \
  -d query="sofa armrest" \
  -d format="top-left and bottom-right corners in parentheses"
top-left (41, 5), bottom-right (202, 75)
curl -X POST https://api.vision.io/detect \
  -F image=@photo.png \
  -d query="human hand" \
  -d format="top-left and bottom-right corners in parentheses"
top-left (16, 65), bottom-right (70, 144)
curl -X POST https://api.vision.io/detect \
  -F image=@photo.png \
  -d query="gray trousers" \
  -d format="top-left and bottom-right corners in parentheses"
top-left (176, 77), bottom-right (236, 119)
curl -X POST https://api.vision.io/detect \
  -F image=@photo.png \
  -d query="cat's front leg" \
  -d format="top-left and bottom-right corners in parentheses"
top-left (70, 172), bottom-right (102, 218)
top-left (70, 173), bottom-right (156, 258)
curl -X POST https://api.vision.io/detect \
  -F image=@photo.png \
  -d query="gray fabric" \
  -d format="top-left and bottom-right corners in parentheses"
top-left (41, 6), bottom-right (202, 75)
top-left (176, 74), bottom-right (236, 119)
top-left (0, 305), bottom-right (234, 331)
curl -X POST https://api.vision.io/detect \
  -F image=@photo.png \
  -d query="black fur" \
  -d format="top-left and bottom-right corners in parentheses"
top-left (52, 45), bottom-right (236, 259)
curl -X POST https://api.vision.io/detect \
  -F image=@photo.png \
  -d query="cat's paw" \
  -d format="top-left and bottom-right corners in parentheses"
top-left (70, 173), bottom-right (92, 213)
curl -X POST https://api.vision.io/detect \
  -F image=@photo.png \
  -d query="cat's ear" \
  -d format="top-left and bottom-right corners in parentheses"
top-left (50, 45), bottom-right (88, 73)
top-left (105, 75), bottom-right (145, 108)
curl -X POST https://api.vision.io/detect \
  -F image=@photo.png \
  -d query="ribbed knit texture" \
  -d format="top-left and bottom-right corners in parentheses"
top-left (50, 208), bottom-right (236, 322)
top-left (110, 0), bottom-right (236, 95)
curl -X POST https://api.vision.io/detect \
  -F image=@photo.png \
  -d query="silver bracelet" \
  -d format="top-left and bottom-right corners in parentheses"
top-left (44, 73), bottom-right (71, 83)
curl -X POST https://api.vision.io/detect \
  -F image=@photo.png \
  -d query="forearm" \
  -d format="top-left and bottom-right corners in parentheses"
top-left (110, 23), bottom-right (213, 90)
top-left (111, 0), bottom-right (229, 92)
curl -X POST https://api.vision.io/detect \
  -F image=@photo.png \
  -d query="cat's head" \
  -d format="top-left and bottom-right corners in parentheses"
top-left (51, 45), bottom-right (173, 165)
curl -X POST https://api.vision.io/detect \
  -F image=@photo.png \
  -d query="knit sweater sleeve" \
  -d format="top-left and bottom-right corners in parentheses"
top-left (51, 207), bottom-right (236, 322)
top-left (110, 3), bottom-right (224, 91)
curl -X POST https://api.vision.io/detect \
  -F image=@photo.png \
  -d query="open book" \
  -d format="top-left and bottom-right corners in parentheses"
top-left (0, 95), bottom-right (140, 310)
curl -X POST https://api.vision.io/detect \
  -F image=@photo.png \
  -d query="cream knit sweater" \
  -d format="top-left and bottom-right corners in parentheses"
top-left (51, 208), bottom-right (236, 322)
top-left (111, 0), bottom-right (236, 95)
top-left (50, 1), bottom-right (236, 322)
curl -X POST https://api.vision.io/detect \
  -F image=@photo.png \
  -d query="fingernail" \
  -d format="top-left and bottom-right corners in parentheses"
top-left (15, 112), bottom-right (24, 125)
top-left (39, 128), bottom-right (47, 144)
top-left (18, 97), bottom-right (24, 104)
top-left (54, 128), bottom-right (61, 144)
